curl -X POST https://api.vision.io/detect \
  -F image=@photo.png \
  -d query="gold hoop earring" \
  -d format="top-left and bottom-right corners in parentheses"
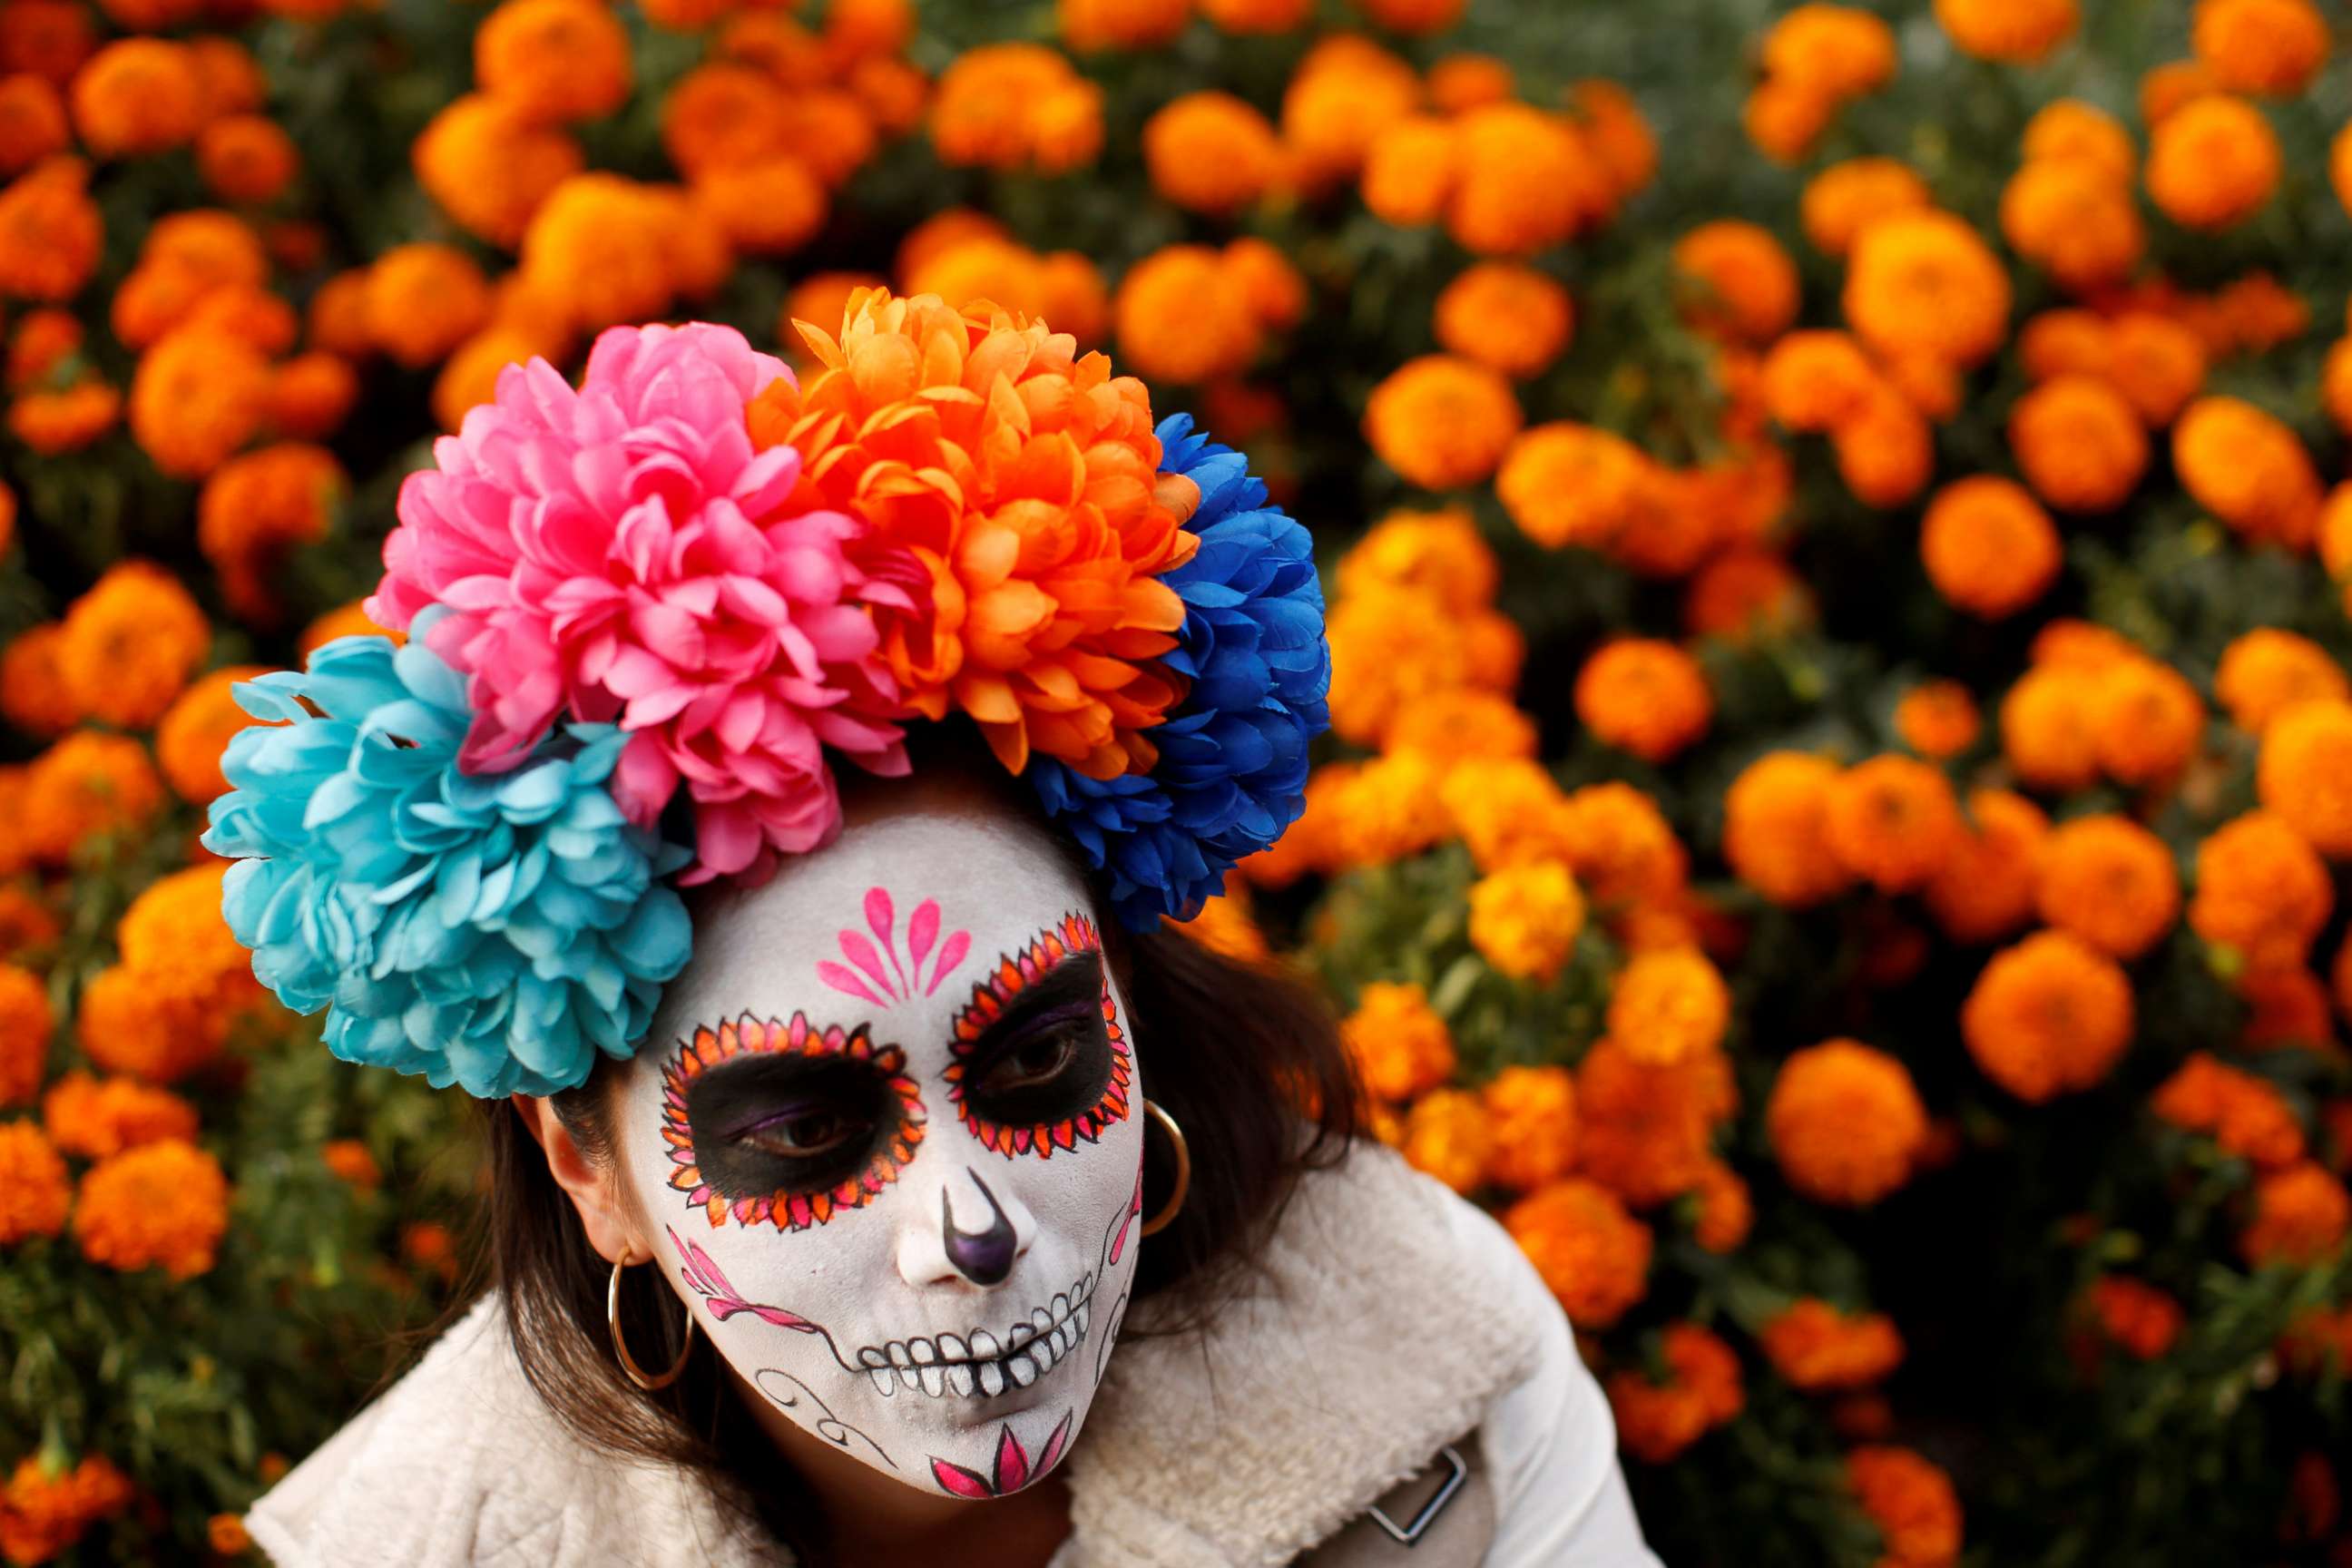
top-left (609, 1250), bottom-right (695, 1392)
top-left (1140, 1099), bottom-right (1190, 1238)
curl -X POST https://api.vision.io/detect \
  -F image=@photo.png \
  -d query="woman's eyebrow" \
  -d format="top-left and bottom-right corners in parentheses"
top-left (960, 949), bottom-right (1103, 1052)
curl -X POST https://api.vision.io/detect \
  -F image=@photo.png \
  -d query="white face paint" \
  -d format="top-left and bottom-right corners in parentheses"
top-left (612, 785), bottom-right (1146, 1499)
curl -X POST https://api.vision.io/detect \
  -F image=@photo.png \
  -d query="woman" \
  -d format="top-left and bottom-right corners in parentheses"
top-left (210, 306), bottom-right (1657, 1565)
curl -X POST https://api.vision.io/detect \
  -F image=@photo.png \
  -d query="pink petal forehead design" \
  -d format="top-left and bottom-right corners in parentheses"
top-left (818, 887), bottom-right (972, 1005)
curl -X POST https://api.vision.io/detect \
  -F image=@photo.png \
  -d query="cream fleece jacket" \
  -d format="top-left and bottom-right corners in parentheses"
top-left (248, 1146), bottom-right (1659, 1567)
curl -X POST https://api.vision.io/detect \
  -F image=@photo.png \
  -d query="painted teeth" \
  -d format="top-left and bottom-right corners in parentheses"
top-left (868, 1367), bottom-right (896, 1397)
top-left (858, 1347), bottom-right (886, 1369)
top-left (969, 1330), bottom-right (999, 1359)
top-left (855, 1276), bottom-right (1096, 1401)
top-left (979, 1360), bottom-right (1005, 1396)
top-left (887, 1341), bottom-right (912, 1369)
top-left (937, 1333), bottom-right (967, 1363)
top-left (911, 1339), bottom-right (938, 1366)
top-left (920, 1365), bottom-right (946, 1396)
top-left (1008, 1353), bottom-right (1039, 1387)
top-left (1031, 1308), bottom-right (1054, 1335)
top-left (946, 1363), bottom-right (976, 1396)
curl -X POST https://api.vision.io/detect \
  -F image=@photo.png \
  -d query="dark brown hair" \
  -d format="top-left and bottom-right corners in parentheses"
top-left (459, 747), bottom-right (1357, 1562)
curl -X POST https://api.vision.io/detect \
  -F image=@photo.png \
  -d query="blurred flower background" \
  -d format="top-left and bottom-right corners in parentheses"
top-left (3, 0), bottom-right (2352, 1562)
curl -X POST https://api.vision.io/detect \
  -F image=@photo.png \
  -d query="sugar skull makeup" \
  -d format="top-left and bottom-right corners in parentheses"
top-left (613, 791), bottom-right (1147, 1497)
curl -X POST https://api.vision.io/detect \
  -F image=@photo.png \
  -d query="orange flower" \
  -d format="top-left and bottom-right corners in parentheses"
top-left (1608, 1322), bottom-right (1743, 1463)
top-left (0, 959), bottom-right (51, 1105)
top-left (1565, 79), bottom-right (1655, 203)
top-left (476, 0), bottom-right (631, 125)
top-left (2259, 700), bottom-right (2352, 856)
top-left (2147, 95), bottom-right (2279, 230)
top-left (1963, 930), bottom-right (2134, 1102)
top-left (1336, 505), bottom-right (1497, 612)
top-left (2035, 815), bottom-right (2180, 961)
top-left (299, 601), bottom-right (401, 661)
top-left (318, 1136), bottom-right (380, 1190)
top-left (1322, 588), bottom-right (1493, 745)
top-left (365, 243), bottom-right (493, 370)
top-left (931, 43), bottom-right (1102, 175)
top-left (414, 93), bottom-right (583, 250)
top-left (1999, 665), bottom-right (2102, 793)
top-left (1830, 381), bottom-right (1933, 508)
top-left (1896, 681), bottom-right (1980, 760)
top-left (0, 623), bottom-right (74, 739)
top-left (1504, 1177), bottom-right (1653, 1328)
top-left (2192, 812), bottom-right (2331, 978)
top-left (2242, 1161), bottom-right (2351, 1265)
top-left (155, 665), bottom-right (272, 805)
top-left (1847, 1446), bottom-right (1964, 1568)
top-left (1399, 1088), bottom-right (1492, 1194)
top-left (0, 74), bottom-right (67, 176)
top-left (1767, 1040), bottom-right (1926, 1207)
top-left (2240, 965), bottom-right (2332, 1052)
top-left (1825, 756), bottom-right (1960, 894)
top-left (8, 375), bottom-right (117, 452)
top-left (1724, 751), bottom-right (1851, 907)
top-left (692, 156), bottom-right (827, 258)
top-left (68, 39), bottom-right (201, 159)
top-left (1361, 114), bottom-right (1456, 228)
top-left (74, 1136), bottom-right (229, 1279)
top-left (270, 352), bottom-right (358, 443)
top-left (2193, 0), bottom-right (2329, 96)
top-left (1936, 0), bottom-right (2075, 60)
top-left (2152, 1052), bottom-right (2305, 1168)
top-left (42, 1071), bottom-right (198, 1160)
top-left (1559, 782), bottom-right (1688, 913)
top-left (0, 1453), bottom-right (133, 1567)
top-left (1575, 1036), bottom-right (1731, 1208)
top-left (1142, 91), bottom-right (1279, 216)
top-left (1340, 981), bottom-right (1455, 1102)
top-left (0, 158), bottom-right (102, 302)
top-left (1918, 476), bottom-right (2060, 618)
top-left (2174, 395), bottom-right (2321, 549)
top-left (1801, 158), bottom-right (1930, 258)
top-left (2082, 1277), bottom-right (2184, 1359)
top-left (1200, 0), bottom-right (1309, 28)
top-left (195, 114), bottom-right (297, 206)
top-left (1608, 947), bottom-right (1730, 1067)
top-left (1925, 789), bottom-right (2048, 946)
top-left (1279, 35), bottom-right (1420, 191)
top-left (2023, 100), bottom-right (2136, 182)
top-left (1441, 757), bottom-right (1572, 870)
top-left (1483, 1064), bottom-right (1577, 1191)
top-left (1759, 1298), bottom-right (1906, 1390)
top-left (757, 290), bottom-right (1194, 777)
top-left (130, 328), bottom-right (270, 479)
top-left (6, 306), bottom-right (81, 389)
top-left (1761, 330), bottom-right (1877, 434)
top-left (1574, 640), bottom-right (1710, 763)
top-left (1434, 262), bottom-right (1573, 380)
top-left (0, 2), bottom-right (93, 86)
top-left (1426, 53), bottom-right (1513, 113)
top-left (1496, 422), bottom-right (1649, 551)
top-left (2143, 58), bottom-right (2224, 125)
top-left (1468, 860), bottom-right (1585, 983)
top-left (22, 731), bottom-right (163, 866)
top-left (0, 887), bottom-right (59, 965)
top-left (1761, 5), bottom-right (1897, 99)
top-left (56, 561), bottom-right (208, 730)
top-left (1690, 1159), bottom-right (1753, 1252)
top-left (2218, 630), bottom-right (2347, 734)
top-left (1113, 245), bottom-right (1259, 385)
top-left (2010, 375), bottom-right (2147, 514)
top-left (1844, 211), bottom-right (2011, 370)
top-left (1324, 751), bottom-right (1450, 869)
top-left (0, 1117), bottom-right (68, 1244)
top-left (1672, 220), bottom-right (1798, 345)
top-left (1446, 102), bottom-right (1605, 257)
top-left (517, 173), bottom-right (683, 338)
top-left (1057, 0), bottom-right (1190, 49)
top-left (1361, 354), bottom-right (1523, 492)
top-left (1685, 550), bottom-right (1813, 643)
top-left (198, 444), bottom-right (347, 622)
top-left (2107, 312), bottom-right (2207, 427)
top-left (1387, 688), bottom-right (1537, 772)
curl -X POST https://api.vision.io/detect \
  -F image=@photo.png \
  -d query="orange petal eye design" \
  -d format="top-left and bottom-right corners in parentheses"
top-left (661, 1012), bottom-right (926, 1230)
top-left (946, 913), bottom-right (1134, 1158)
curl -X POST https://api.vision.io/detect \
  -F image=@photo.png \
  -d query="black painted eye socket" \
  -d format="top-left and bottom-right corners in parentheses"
top-left (945, 915), bottom-right (1136, 1159)
top-left (735, 1103), bottom-right (864, 1163)
top-left (964, 1019), bottom-right (1112, 1128)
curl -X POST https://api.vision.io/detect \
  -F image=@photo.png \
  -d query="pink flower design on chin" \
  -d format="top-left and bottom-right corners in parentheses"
top-left (368, 321), bottom-right (927, 885)
top-left (930, 1411), bottom-right (1074, 1499)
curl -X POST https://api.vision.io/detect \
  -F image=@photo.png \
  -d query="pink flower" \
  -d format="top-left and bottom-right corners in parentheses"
top-left (370, 322), bottom-right (925, 883)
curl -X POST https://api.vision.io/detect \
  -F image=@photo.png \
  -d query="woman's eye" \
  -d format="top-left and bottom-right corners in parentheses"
top-left (980, 1034), bottom-right (1078, 1094)
top-left (740, 1108), bottom-right (863, 1159)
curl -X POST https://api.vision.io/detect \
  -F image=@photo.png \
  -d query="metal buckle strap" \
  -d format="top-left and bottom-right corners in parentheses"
top-left (1367, 1445), bottom-right (1469, 1547)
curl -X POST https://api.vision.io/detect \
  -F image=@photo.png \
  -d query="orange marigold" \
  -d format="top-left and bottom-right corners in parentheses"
top-left (1830, 381), bottom-right (1934, 508)
top-left (1801, 158), bottom-right (1931, 258)
top-left (1434, 262), bottom-right (1573, 380)
top-left (366, 243), bottom-right (492, 370)
top-left (1361, 113), bottom-right (1458, 228)
top-left (1936, 0), bottom-right (2075, 60)
top-left (1400, 1088), bottom-right (1492, 1195)
top-left (1336, 505), bottom-right (1498, 613)
top-left (0, 1453), bottom-right (133, 1566)
top-left (2000, 664), bottom-right (2103, 793)
top-left (1759, 1298), bottom-right (1906, 1390)
top-left (1767, 1039), bottom-right (1926, 1207)
top-left (1762, 5), bottom-right (1897, 99)
top-left (199, 443), bottom-right (348, 622)
top-left (757, 291), bottom-right (1196, 778)
top-left (1566, 79), bottom-right (1656, 204)
top-left (2259, 700), bottom-right (2352, 856)
top-left (2108, 312), bottom-right (2207, 427)
top-left (1925, 789), bottom-right (2049, 946)
top-left (155, 664), bottom-right (271, 805)
top-left (68, 39), bottom-right (201, 160)
top-left (1496, 422), bottom-right (1649, 551)
top-left (57, 560), bottom-right (208, 730)
top-left (42, 1071), bottom-right (197, 1160)
top-left (1468, 860), bottom-right (1585, 983)
top-left (1574, 639), bottom-right (1710, 763)
top-left (2192, 0), bottom-right (2329, 97)
top-left (1825, 755), bottom-right (1961, 894)
top-left (414, 94), bottom-right (583, 250)
top-left (0, 159), bottom-right (103, 302)
top-left (195, 114), bottom-right (297, 206)
top-left (2240, 965), bottom-right (2332, 1053)
top-left (1896, 680), bottom-right (1980, 760)
top-left (2152, 1051), bottom-right (2305, 1169)
top-left (1725, 751), bottom-right (1851, 907)
top-left (2011, 375), bottom-right (2148, 513)
top-left (1446, 103), bottom-right (1605, 257)
top-left (1112, 245), bottom-right (1258, 386)
top-left (2023, 100), bottom-right (2136, 183)
top-left (1685, 549), bottom-right (1814, 644)
top-left (0, 623), bottom-right (74, 739)
top-left (1608, 1322), bottom-right (1744, 1464)
top-left (2241, 1160), bottom-right (2351, 1265)
top-left (2035, 815), bottom-right (2181, 961)
top-left (130, 328), bottom-right (270, 479)
top-left (1387, 688), bottom-right (1538, 771)
top-left (1845, 211), bottom-right (2011, 370)
top-left (1504, 1177), bottom-right (1653, 1328)
top-left (2174, 395), bottom-right (2321, 549)
top-left (1363, 354), bottom-right (1522, 492)
top-left (1576, 1035), bottom-right (1731, 1208)
top-left (1341, 980), bottom-right (1455, 1102)
top-left (270, 352), bottom-right (358, 443)
top-left (1322, 588), bottom-right (1483, 745)
top-left (1482, 1064), bottom-right (1577, 1191)
top-left (1608, 947), bottom-right (1730, 1067)
top-left (1963, 930), bottom-right (2134, 1102)
top-left (1690, 1158), bottom-right (1753, 1252)
top-left (2082, 1277), bottom-right (2184, 1359)
top-left (22, 731), bottom-right (163, 866)
top-left (1442, 757), bottom-right (1573, 870)
top-left (0, 960), bottom-right (51, 1105)
top-left (930, 43), bottom-right (1102, 175)
top-left (476, 0), bottom-right (631, 125)
top-left (0, 74), bottom-right (68, 177)
top-left (1920, 476), bottom-right (2061, 618)
top-left (2217, 630), bottom-right (2347, 734)
top-left (0, 1118), bottom-right (68, 1243)
top-left (1142, 91), bottom-right (1280, 216)
top-left (1847, 1446), bottom-right (1964, 1568)
top-left (1672, 220), bottom-right (1799, 346)
top-left (2147, 95), bottom-right (2279, 230)
top-left (74, 1136), bottom-right (229, 1279)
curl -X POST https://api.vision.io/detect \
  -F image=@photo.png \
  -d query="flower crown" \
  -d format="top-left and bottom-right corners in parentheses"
top-left (202, 298), bottom-right (1330, 1099)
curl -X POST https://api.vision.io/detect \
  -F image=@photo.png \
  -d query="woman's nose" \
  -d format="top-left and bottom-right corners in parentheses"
top-left (897, 1164), bottom-right (1038, 1288)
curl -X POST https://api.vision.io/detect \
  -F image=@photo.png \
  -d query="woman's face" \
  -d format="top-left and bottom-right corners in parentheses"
top-left (608, 783), bottom-right (1147, 1499)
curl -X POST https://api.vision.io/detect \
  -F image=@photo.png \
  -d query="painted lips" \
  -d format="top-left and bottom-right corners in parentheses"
top-left (855, 1269), bottom-right (1096, 1400)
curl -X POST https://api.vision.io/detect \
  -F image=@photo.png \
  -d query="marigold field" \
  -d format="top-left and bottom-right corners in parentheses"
top-left (3, 0), bottom-right (2352, 1561)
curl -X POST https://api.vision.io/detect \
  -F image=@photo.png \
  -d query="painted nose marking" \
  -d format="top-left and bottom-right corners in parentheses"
top-left (942, 1169), bottom-right (1017, 1285)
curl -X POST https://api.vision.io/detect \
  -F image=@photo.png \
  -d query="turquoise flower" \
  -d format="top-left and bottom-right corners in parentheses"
top-left (201, 616), bottom-right (692, 1097)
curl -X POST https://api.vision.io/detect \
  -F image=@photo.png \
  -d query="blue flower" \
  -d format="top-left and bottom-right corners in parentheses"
top-left (201, 614), bottom-right (693, 1097)
top-left (1032, 414), bottom-right (1331, 928)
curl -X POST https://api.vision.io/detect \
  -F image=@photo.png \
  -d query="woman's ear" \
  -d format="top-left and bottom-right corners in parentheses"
top-left (510, 1093), bottom-right (644, 1266)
